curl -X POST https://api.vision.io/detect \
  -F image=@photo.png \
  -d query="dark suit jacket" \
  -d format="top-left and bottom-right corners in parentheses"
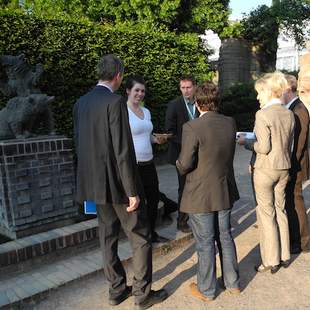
top-left (165, 96), bottom-right (200, 165)
top-left (289, 98), bottom-right (309, 181)
top-left (176, 112), bottom-right (239, 213)
top-left (73, 85), bottom-right (139, 205)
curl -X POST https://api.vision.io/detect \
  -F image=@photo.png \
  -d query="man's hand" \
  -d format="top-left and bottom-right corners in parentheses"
top-left (127, 196), bottom-right (140, 212)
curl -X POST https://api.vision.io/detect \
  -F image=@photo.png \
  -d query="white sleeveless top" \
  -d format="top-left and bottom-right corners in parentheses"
top-left (127, 106), bottom-right (153, 162)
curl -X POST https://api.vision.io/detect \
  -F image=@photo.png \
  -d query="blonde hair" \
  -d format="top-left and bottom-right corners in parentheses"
top-left (255, 71), bottom-right (288, 99)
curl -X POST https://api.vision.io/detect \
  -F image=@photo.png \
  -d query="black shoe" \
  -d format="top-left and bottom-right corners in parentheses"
top-left (177, 222), bottom-right (191, 233)
top-left (270, 265), bottom-right (281, 274)
top-left (281, 260), bottom-right (290, 268)
top-left (255, 264), bottom-right (281, 274)
top-left (151, 234), bottom-right (170, 243)
top-left (135, 289), bottom-right (168, 310)
top-left (109, 286), bottom-right (132, 306)
top-left (162, 214), bottom-right (173, 225)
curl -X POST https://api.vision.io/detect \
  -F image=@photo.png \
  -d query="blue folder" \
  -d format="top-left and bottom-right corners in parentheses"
top-left (84, 200), bottom-right (97, 214)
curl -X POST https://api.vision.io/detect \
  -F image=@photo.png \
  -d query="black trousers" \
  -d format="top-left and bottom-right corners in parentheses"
top-left (97, 203), bottom-right (152, 303)
top-left (285, 172), bottom-right (310, 251)
top-left (138, 162), bottom-right (160, 238)
top-left (176, 168), bottom-right (189, 225)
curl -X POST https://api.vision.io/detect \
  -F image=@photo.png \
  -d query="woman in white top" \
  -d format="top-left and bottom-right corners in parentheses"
top-left (126, 75), bottom-right (167, 243)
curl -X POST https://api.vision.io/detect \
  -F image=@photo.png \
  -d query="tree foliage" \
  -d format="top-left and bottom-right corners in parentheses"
top-left (273, 0), bottom-right (310, 47)
top-left (1, 0), bottom-right (230, 34)
top-left (241, 5), bottom-right (279, 72)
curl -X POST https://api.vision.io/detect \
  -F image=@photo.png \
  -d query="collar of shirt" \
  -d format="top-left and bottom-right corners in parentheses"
top-left (285, 96), bottom-right (298, 109)
top-left (97, 82), bottom-right (113, 93)
top-left (263, 98), bottom-right (282, 109)
top-left (199, 111), bottom-right (208, 117)
top-left (183, 97), bottom-right (195, 105)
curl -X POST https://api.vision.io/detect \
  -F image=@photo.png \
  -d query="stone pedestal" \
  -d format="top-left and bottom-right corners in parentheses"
top-left (0, 136), bottom-right (78, 239)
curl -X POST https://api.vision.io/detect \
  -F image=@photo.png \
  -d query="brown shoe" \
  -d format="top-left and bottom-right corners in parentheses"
top-left (227, 288), bottom-right (241, 295)
top-left (189, 283), bottom-right (214, 302)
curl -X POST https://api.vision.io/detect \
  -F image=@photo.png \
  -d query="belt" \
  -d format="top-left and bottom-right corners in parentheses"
top-left (137, 159), bottom-right (154, 166)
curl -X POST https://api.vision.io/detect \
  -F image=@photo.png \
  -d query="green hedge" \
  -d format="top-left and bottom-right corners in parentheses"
top-left (0, 10), bottom-right (212, 137)
top-left (219, 83), bottom-right (259, 131)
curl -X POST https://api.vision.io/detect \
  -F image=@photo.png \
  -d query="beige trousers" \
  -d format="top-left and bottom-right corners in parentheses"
top-left (254, 168), bottom-right (290, 266)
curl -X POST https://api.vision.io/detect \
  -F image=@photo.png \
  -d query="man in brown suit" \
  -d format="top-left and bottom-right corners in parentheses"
top-left (284, 74), bottom-right (310, 254)
top-left (176, 82), bottom-right (240, 301)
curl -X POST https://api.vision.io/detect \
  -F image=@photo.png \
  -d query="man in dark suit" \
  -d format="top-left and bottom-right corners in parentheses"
top-left (176, 82), bottom-right (240, 301)
top-left (165, 76), bottom-right (199, 232)
top-left (284, 74), bottom-right (310, 254)
top-left (73, 55), bottom-right (167, 309)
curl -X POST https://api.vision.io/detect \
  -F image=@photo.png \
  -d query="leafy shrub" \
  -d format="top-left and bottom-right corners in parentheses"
top-left (0, 9), bottom-right (212, 138)
top-left (219, 83), bottom-right (259, 131)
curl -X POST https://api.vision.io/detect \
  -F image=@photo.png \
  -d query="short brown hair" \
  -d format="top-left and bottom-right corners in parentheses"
top-left (180, 75), bottom-right (196, 85)
top-left (285, 74), bottom-right (297, 92)
top-left (195, 82), bottom-right (219, 112)
top-left (97, 54), bottom-right (124, 81)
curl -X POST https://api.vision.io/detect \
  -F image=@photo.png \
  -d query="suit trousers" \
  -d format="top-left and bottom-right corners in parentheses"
top-left (254, 168), bottom-right (290, 266)
top-left (176, 168), bottom-right (189, 225)
top-left (97, 203), bottom-right (152, 304)
top-left (285, 172), bottom-right (310, 251)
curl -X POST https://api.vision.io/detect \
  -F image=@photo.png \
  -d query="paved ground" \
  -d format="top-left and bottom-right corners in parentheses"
top-left (33, 145), bottom-right (310, 310)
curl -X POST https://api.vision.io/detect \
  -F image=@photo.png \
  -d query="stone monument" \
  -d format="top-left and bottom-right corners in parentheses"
top-left (0, 55), bottom-right (77, 239)
top-left (218, 38), bottom-right (252, 92)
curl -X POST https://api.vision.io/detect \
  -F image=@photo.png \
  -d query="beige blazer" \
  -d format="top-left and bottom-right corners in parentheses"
top-left (246, 104), bottom-right (295, 170)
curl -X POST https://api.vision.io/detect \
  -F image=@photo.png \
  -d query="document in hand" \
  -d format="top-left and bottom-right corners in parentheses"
top-left (236, 132), bottom-right (256, 139)
top-left (84, 200), bottom-right (97, 214)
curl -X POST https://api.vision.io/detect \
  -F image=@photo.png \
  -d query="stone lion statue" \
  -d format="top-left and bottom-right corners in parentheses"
top-left (0, 54), bottom-right (43, 97)
top-left (0, 54), bottom-right (55, 139)
top-left (0, 94), bottom-right (55, 140)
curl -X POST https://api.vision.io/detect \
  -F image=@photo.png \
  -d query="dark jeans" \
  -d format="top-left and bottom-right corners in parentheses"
top-left (97, 203), bottom-right (152, 304)
top-left (176, 168), bottom-right (189, 226)
top-left (189, 210), bottom-right (239, 298)
top-left (138, 162), bottom-right (160, 238)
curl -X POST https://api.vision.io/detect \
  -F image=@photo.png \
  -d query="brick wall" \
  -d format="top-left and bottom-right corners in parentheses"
top-left (0, 136), bottom-right (78, 239)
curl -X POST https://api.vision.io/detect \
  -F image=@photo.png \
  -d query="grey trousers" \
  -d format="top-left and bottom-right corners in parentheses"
top-left (254, 168), bottom-right (290, 266)
top-left (97, 203), bottom-right (152, 303)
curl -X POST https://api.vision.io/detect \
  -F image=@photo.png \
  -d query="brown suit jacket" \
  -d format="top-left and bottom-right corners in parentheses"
top-left (176, 112), bottom-right (239, 214)
top-left (289, 98), bottom-right (309, 181)
top-left (247, 104), bottom-right (295, 170)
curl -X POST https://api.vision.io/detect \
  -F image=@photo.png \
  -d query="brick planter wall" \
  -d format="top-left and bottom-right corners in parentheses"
top-left (0, 136), bottom-right (78, 239)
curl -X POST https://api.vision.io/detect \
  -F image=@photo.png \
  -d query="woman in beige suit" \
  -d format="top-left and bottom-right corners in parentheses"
top-left (238, 72), bottom-right (295, 273)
